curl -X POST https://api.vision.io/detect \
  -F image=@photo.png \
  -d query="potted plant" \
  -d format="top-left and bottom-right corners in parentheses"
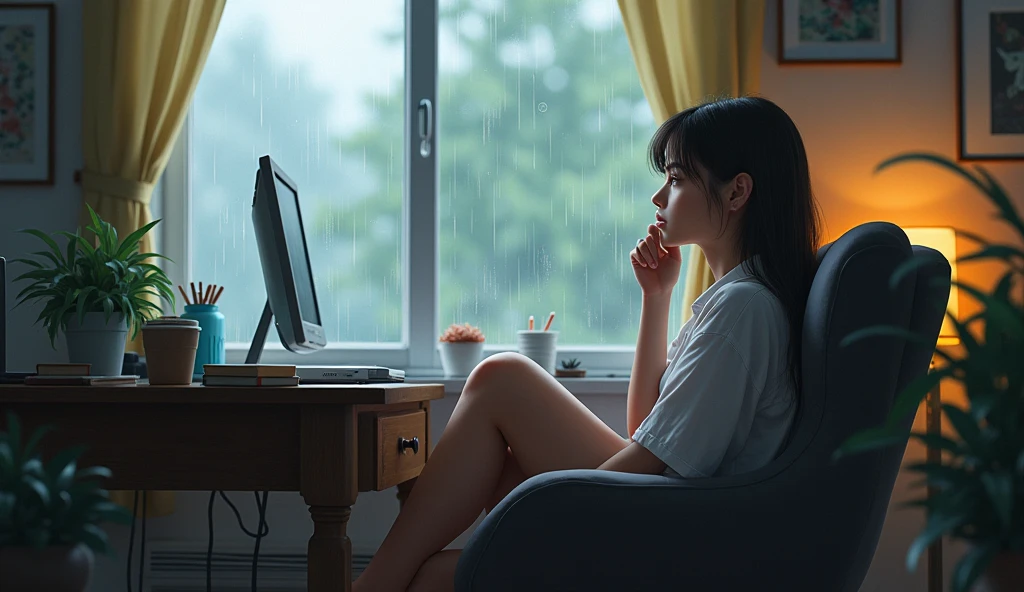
top-left (12, 205), bottom-right (175, 376)
top-left (0, 411), bottom-right (132, 592)
top-left (438, 322), bottom-right (486, 377)
top-left (836, 153), bottom-right (1024, 592)
top-left (555, 358), bottom-right (586, 378)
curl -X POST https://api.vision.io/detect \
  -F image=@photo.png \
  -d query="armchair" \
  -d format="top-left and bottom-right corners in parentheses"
top-left (455, 221), bottom-right (951, 592)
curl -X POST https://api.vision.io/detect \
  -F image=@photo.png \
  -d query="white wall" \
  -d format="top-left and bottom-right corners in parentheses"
top-left (3, 1), bottom-right (1016, 590)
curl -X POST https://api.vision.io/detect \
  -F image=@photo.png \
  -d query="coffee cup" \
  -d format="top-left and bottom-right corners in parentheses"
top-left (142, 317), bottom-right (201, 385)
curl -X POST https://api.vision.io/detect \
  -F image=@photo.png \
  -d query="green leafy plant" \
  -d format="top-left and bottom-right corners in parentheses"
top-left (835, 153), bottom-right (1024, 592)
top-left (560, 358), bottom-right (581, 369)
top-left (12, 204), bottom-right (175, 346)
top-left (0, 412), bottom-right (131, 553)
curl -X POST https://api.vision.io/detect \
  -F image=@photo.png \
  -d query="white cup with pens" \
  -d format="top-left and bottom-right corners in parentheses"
top-left (517, 311), bottom-right (558, 374)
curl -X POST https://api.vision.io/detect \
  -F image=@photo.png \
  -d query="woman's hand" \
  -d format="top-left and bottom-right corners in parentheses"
top-left (631, 224), bottom-right (682, 297)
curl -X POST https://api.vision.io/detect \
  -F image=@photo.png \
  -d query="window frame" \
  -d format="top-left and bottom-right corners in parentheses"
top-left (161, 0), bottom-right (640, 376)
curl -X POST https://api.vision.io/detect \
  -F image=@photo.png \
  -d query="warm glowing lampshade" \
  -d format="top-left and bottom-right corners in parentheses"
top-left (903, 227), bottom-right (959, 346)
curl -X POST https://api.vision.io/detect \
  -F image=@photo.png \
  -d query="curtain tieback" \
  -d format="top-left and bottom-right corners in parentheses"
top-left (80, 170), bottom-right (154, 206)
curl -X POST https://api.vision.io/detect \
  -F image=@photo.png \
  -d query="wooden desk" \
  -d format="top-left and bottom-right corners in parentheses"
top-left (0, 382), bottom-right (444, 592)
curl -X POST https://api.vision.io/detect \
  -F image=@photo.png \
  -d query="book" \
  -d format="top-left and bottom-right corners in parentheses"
top-left (24, 375), bottom-right (138, 386)
top-left (36, 363), bottom-right (92, 376)
top-left (202, 364), bottom-right (297, 378)
top-left (202, 375), bottom-right (300, 387)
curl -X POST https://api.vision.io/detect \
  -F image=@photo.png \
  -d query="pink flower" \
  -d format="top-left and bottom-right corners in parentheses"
top-left (439, 323), bottom-right (485, 343)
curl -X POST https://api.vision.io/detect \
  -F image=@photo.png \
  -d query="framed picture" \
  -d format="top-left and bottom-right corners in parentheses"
top-left (958, 0), bottom-right (1024, 161)
top-left (0, 3), bottom-right (54, 185)
top-left (778, 0), bottom-right (901, 64)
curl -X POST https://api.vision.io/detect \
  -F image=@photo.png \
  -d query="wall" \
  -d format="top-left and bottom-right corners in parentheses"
top-left (2, 1), bottom-right (1018, 590)
top-left (0, 0), bottom-right (82, 368)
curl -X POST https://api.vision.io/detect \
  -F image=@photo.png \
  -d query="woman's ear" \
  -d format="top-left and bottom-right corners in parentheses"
top-left (726, 173), bottom-right (753, 212)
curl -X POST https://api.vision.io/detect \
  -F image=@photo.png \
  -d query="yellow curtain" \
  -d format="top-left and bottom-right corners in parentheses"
top-left (618, 0), bottom-right (764, 321)
top-left (82, 0), bottom-right (225, 517)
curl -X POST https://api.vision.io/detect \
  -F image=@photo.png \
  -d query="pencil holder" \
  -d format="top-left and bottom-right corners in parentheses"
top-left (182, 304), bottom-right (226, 378)
top-left (517, 330), bottom-right (558, 374)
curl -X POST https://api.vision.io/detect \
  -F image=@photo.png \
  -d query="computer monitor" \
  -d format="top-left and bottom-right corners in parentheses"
top-left (246, 155), bottom-right (327, 363)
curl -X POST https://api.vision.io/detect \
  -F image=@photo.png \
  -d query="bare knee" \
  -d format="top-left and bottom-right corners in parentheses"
top-left (465, 352), bottom-right (532, 392)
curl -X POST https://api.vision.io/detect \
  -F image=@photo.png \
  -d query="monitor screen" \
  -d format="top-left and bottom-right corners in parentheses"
top-left (273, 171), bottom-right (320, 325)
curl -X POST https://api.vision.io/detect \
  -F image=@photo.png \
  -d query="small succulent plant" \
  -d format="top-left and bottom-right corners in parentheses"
top-left (439, 323), bottom-right (485, 343)
top-left (560, 358), bottom-right (581, 369)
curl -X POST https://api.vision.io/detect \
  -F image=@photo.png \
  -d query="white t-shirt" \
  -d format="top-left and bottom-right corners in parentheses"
top-left (632, 258), bottom-right (797, 478)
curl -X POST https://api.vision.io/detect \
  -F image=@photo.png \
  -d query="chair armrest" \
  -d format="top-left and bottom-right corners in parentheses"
top-left (454, 467), bottom-right (861, 592)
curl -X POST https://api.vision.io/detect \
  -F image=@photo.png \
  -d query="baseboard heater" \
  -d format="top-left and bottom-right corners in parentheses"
top-left (146, 542), bottom-right (373, 592)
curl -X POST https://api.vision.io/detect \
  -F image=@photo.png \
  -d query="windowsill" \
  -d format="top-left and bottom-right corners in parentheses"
top-left (404, 374), bottom-right (631, 396)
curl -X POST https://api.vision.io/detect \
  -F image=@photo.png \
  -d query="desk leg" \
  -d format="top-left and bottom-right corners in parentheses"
top-left (397, 478), bottom-right (417, 509)
top-left (308, 505), bottom-right (353, 592)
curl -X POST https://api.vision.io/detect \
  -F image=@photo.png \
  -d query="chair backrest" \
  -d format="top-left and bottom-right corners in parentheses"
top-left (771, 221), bottom-right (950, 587)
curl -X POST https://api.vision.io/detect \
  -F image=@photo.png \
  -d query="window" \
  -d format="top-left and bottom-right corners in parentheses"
top-left (174, 0), bottom-right (687, 370)
top-left (190, 0), bottom-right (405, 345)
top-left (437, 0), bottom-right (686, 346)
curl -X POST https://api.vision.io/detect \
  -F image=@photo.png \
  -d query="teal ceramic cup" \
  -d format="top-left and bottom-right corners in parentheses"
top-left (182, 304), bottom-right (226, 377)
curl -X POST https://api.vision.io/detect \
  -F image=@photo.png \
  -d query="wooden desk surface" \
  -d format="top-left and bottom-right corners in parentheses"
top-left (0, 382), bottom-right (444, 405)
top-left (0, 381), bottom-right (444, 592)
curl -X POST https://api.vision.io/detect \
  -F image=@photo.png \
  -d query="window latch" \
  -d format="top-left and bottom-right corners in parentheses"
top-left (418, 98), bottom-right (433, 158)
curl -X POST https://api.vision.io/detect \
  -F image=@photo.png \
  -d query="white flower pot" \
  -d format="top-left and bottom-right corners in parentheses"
top-left (63, 313), bottom-right (127, 376)
top-left (438, 341), bottom-right (485, 377)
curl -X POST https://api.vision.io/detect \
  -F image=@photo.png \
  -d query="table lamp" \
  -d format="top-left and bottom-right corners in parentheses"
top-left (902, 226), bottom-right (959, 592)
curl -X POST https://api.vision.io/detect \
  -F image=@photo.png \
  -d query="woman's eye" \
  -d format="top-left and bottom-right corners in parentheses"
top-left (668, 177), bottom-right (679, 186)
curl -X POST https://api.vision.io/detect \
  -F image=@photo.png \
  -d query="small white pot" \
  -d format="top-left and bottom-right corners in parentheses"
top-left (438, 341), bottom-right (485, 377)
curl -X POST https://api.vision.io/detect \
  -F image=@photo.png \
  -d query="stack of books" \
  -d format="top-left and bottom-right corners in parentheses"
top-left (202, 364), bottom-right (299, 386)
top-left (24, 363), bottom-right (138, 386)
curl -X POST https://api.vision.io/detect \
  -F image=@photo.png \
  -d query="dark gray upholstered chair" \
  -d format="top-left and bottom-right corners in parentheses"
top-left (454, 221), bottom-right (951, 592)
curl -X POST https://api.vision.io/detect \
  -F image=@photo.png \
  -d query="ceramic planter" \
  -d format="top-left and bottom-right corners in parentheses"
top-left (0, 544), bottom-right (94, 592)
top-left (63, 313), bottom-right (127, 376)
top-left (438, 341), bottom-right (485, 376)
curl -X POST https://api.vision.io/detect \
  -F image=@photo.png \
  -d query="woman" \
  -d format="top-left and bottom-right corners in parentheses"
top-left (353, 96), bottom-right (822, 592)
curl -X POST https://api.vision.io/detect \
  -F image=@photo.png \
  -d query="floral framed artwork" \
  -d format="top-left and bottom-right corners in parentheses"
top-left (958, 0), bottom-right (1024, 161)
top-left (778, 0), bottom-right (901, 64)
top-left (0, 3), bottom-right (54, 185)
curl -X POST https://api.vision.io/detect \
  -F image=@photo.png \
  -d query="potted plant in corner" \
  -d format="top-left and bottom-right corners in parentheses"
top-left (0, 411), bottom-right (132, 592)
top-left (555, 358), bottom-right (586, 378)
top-left (836, 153), bottom-right (1024, 592)
top-left (438, 322), bottom-right (486, 377)
top-left (12, 205), bottom-right (175, 376)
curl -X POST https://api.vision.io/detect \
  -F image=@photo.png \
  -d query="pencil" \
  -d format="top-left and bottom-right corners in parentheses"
top-left (190, 282), bottom-right (198, 304)
top-left (529, 315), bottom-right (534, 331)
top-left (177, 285), bottom-right (191, 307)
top-left (198, 282), bottom-right (204, 304)
top-left (203, 284), bottom-right (213, 305)
top-left (212, 285), bottom-right (224, 305)
top-left (543, 311), bottom-right (555, 331)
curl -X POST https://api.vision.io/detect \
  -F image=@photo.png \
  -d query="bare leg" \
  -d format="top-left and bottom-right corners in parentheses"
top-left (408, 550), bottom-right (462, 592)
top-left (352, 353), bottom-right (627, 592)
top-left (486, 448), bottom-right (526, 513)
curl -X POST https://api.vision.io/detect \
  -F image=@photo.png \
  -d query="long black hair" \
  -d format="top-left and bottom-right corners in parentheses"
top-left (648, 96), bottom-right (822, 392)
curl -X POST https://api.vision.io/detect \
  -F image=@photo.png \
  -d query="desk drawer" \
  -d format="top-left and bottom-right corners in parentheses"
top-left (359, 409), bottom-right (427, 491)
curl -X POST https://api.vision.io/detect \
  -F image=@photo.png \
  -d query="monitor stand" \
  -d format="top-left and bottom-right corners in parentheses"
top-left (245, 300), bottom-right (274, 365)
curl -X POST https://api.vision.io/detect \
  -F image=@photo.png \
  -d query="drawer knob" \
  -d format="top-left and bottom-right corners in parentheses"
top-left (398, 437), bottom-right (420, 455)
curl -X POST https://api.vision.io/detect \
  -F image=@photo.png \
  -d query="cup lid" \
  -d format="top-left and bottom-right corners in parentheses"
top-left (144, 316), bottom-right (199, 328)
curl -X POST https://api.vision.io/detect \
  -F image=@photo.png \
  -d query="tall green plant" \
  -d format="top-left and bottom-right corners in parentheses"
top-left (11, 205), bottom-right (175, 346)
top-left (0, 412), bottom-right (131, 552)
top-left (836, 153), bottom-right (1024, 592)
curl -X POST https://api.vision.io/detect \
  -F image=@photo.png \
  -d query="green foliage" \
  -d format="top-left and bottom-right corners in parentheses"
top-left (0, 412), bottom-right (131, 553)
top-left (835, 153), bottom-right (1024, 592)
top-left (561, 358), bottom-right (581, 369)
top-left (11, 204), bottom-right (174, 346)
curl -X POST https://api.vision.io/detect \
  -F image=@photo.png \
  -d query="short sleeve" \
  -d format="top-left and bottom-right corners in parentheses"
top-left (633, 332), bottom-right (759, 478)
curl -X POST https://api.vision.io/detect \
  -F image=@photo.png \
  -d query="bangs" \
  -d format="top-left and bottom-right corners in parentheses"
top-left (647, 107), bottom-right (705, 183)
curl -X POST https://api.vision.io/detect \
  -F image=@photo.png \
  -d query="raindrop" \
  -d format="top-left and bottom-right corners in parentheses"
top-left (537, 102), bottom-right (548, 112)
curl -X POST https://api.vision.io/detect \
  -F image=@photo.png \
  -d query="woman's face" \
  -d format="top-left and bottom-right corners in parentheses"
top-left (650, 161), bottom-right (722, 248)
